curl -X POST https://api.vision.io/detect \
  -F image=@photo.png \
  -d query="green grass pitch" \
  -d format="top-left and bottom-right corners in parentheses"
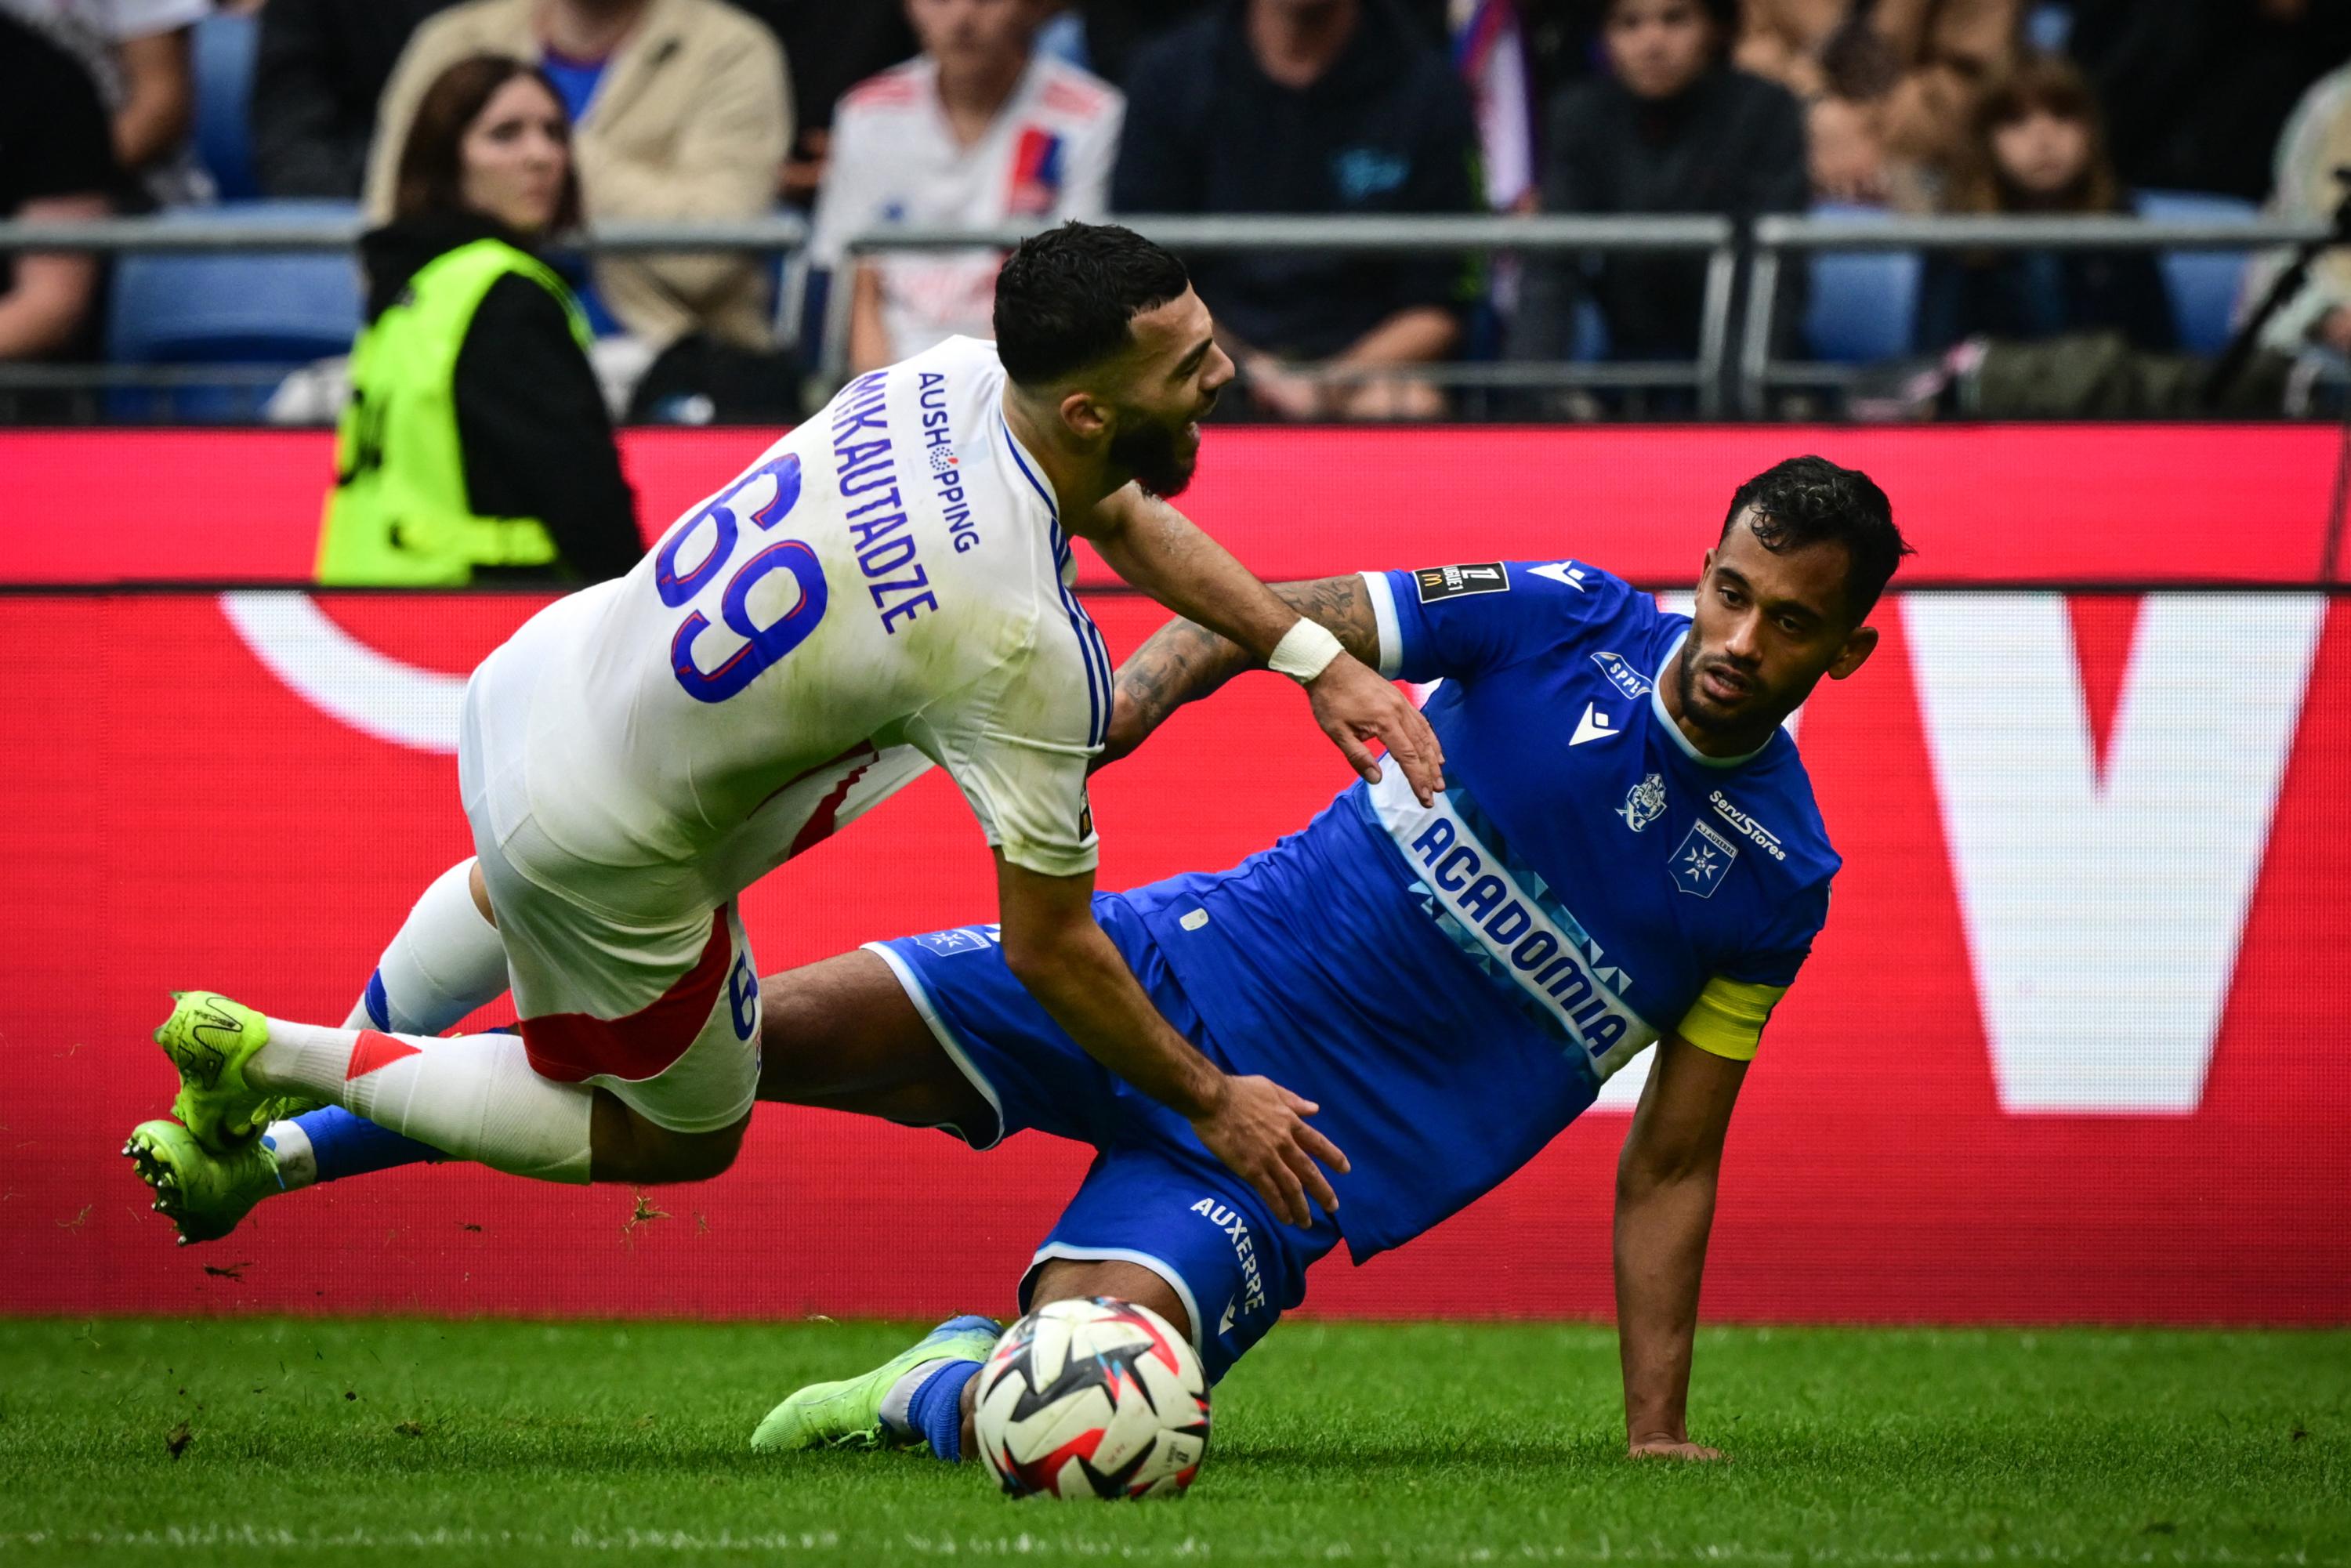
top-left (0, 1318), bottom-right (2342, 1566)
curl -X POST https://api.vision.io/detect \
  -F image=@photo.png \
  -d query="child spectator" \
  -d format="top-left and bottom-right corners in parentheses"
top-left (1918, 54), bottom-right (2176, 353)
top-left (1511, 0), bottom-right (1806, 372)
top-left (810, 0), bottom-right (1121, 373)
top-left (1114, 0), bottom-right (1479, 421)
top-left (365, 0), bottom-right (792, 351)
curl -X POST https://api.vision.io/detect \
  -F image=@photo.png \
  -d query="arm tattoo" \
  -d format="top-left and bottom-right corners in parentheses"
top-left (1113, 575), bottom-right (1380, 741)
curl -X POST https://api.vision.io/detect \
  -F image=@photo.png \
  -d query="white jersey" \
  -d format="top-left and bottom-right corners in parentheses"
top-left (810, 53), bottom-right (1123, 360)
top-left (466, 335), bottom-right (1112, 924)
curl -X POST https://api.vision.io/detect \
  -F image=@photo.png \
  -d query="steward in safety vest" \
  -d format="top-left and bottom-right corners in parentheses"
top-left (317, 215), bottom-right (639, 585)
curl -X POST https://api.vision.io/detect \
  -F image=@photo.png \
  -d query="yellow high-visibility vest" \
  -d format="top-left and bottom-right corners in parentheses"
top-left (317, 237), bottom-right (589, 585)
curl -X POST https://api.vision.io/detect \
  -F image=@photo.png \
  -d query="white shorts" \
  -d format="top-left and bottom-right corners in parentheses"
top-left (453, 605), bottom-right (929, 1135)
top-left (468, 817), bottom-right (763, 1135)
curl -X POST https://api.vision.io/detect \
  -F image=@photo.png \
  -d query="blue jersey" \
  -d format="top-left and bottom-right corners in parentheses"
top-left (1118, 561), bottom-right (1839, 1257)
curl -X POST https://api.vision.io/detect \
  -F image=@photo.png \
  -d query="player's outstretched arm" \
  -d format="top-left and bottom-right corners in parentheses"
top-left (1077, 487), bottom-right (1441, 802)
top-left (1103, 570), bottom-right (1389, 763)
top-left (1614, 1034), bottom-right (1748, 1462)
top-left (994, 852), bottom-right (1349, 1228)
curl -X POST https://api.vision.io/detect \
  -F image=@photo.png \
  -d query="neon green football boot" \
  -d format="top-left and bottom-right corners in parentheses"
top-left (151, 990), bottom-right (274, 1151)
top-left (751, 1315), bottom-right (1003, 1454)
top-left (122, 1119), bottom-right (282, 1245)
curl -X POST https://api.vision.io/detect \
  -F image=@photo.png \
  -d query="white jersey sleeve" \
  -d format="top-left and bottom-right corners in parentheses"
top-left (915, 694), bottom-right (1100, 879)
top-left (907, 400), bottom-right (1110, 878)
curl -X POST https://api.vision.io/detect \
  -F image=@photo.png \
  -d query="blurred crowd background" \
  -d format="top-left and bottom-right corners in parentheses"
top-left (9, 0), bottom-right (2351, 435)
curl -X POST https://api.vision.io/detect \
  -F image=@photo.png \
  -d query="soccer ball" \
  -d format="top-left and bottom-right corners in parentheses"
top-left (973, 1297), bottom-right (1211, 1500)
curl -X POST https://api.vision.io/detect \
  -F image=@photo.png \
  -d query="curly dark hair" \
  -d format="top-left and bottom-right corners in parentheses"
top-left (1721, 456), bottom-right (1913, 623)
top-left (994, 221), bottom-right (1191, 386)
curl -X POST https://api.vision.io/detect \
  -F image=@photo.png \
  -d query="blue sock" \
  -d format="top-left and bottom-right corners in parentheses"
top-left (907, 1358), bottom-right (982, 1463)
top-left (283, 1106), bottom-right (444, 1183)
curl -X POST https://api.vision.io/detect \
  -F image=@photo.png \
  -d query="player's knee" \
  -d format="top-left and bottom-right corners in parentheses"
top-left (1027, 1259), bottom-right (1193, 1345)
top-left (657, 1115), bottom-right (749, 1182)
top-left (754, 972), bottom-right (824, 1097)
top-left (596, 1106), bottom-right (748, 1183)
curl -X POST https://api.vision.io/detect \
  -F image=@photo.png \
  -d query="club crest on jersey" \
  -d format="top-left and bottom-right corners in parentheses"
top-left (1670, 820), bottom-right (1738, 898)
top-left (1591, 650), bottom-right (1653, 701)
top-left (1415, 563), bottom-right (1509, 603)
top-left (913, 926), bottom-right (996, 956)
top-left (1618, 773), bottom-right (1667, 832)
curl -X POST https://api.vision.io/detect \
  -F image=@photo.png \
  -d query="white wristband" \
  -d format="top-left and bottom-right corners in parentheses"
top-left (1267, 617), bottom-right (1346, 684)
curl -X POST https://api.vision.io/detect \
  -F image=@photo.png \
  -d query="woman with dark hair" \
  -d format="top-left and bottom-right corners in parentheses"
top-left (1915, 53), bottom-right (2178, 353)
top-left (317, 53), bottom-right (638, 586)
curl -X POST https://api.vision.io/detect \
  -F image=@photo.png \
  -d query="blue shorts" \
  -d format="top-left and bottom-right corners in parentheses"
top-left (868, 894), bottom-right (1340, 1383)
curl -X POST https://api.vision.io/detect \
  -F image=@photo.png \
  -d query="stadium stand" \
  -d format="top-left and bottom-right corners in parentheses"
top-left (103, 201), bottom-right (360, 421)
top-left (1802, 202), bottom-right (1922, 363)
top-left (193, 8), bottom-right (263, 203)
top-left (2135, 187), bottom-right (2260, 355)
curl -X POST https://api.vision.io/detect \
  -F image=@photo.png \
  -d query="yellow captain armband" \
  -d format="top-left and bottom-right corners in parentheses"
top-left (1674, 977), bottom-right (1789, 1063)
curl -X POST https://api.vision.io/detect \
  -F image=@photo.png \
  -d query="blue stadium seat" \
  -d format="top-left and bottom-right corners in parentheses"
top-left (193, 9), bottom-right (261, 202)
top-left (105, 202), bottom-right (362, 420)
top-left (2133, 189), bottom-right (2260, 355)
top-left (1570, 298), bottom-right (1609, 362)
top-left (1802, 203), bottom-right (1921, 363)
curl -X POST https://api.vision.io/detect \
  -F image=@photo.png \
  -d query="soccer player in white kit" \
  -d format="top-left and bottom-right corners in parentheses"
top-left (129, 223), bottom-right (1440, 1237)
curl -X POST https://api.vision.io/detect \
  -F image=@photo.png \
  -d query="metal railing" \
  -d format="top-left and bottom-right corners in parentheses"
top-left (0, 211), bottom-right (1737, 415)
top-left (827, 213), bottom-right (1737, 415)
top-left (1742, 212), bottom-right (2327, 415)
top-left (0, 208), bottom-right (2336, 419)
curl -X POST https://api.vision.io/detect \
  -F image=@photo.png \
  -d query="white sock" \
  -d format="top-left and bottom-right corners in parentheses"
top-left (879, 1360), bottom-right (958, 1438)
top-left (343, 859), bottom-right (509, 1034)
top-left (254, 1020), bottom-right (594, 1183)
top-left (260, 1119), bottom-right (317, 1192)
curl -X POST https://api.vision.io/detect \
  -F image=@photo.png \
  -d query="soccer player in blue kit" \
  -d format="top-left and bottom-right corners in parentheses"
top-left (746, 455), bottom-right (1911, 1465)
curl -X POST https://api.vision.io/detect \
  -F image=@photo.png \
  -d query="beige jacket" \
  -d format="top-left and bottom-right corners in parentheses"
top-left (364, 0), bottom-right (791, 349)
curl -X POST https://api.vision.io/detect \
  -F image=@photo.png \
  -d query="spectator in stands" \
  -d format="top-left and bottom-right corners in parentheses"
top-left (2071, 0), bottom-right (2351, 206)
top-left (1114, 0), bottom-right (1480, 421)
top-left (0, 13), bottom-right (116, 417)
top-left (2, 0), bottom-right (211, 206)
top-left (2246, 62), bottom-right (2351, 361)
top-left (731, 1), bottom-right (918, 206)
top-left (1737, 0), bottom-right (2019, 190)
top-left (365, 0), bottom-right (792, 351)
top-left (1802, 15), bottom-right (1934, 208)
top-left (1510, 0), bottom-right (1806, 375)
top-left (1916, 54), bottom-right (2176, 353)
top-left (319, 54), bottom-right (639, 587)
top-left (813, 0), bottom-right (1121, 374)
top-left (253, 0), bottom-right (455, 199)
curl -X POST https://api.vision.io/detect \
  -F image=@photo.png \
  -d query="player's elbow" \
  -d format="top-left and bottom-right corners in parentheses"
top-left (999, 925), bottom-right (1077, 998)
top-left (1616, 1134), bottom-right (1719, 1203)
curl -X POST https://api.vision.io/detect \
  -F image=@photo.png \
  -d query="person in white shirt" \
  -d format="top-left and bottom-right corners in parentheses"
top-left (130, 223), bottom-right (1443, 1248)
top-left (812, 0), bottom-right (1124, 372)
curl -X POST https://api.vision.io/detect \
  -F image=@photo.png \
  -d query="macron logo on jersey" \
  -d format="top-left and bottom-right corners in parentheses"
top-left (1569, 703), bottom-right (1620, 746)
top-left (1368, 770), bottom-right (1657, 1077)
